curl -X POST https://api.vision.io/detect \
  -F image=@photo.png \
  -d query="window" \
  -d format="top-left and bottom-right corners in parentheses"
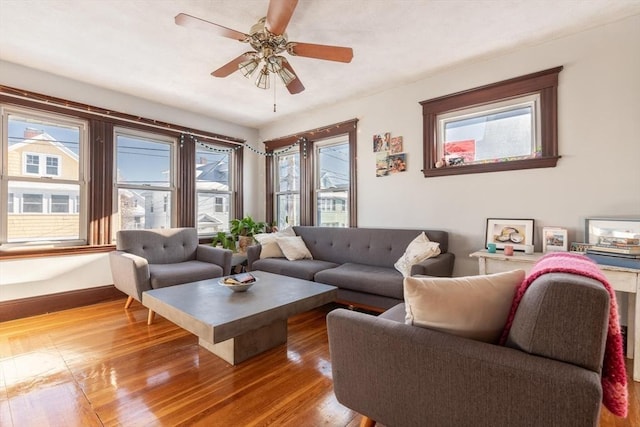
top-left (114, 128), bottom-right (174, 236)
top-left (51, 195), bottom-right (70, 213)
top-left (421, 67), bottom-right (561, 177)
top-left (23, 153), bottom-right (60, 176)
top-left (315, 138), bottom-right (350, 227)
top-left (46, 156), bottom-right (59, 175)
top-left (1, 107), bottom-right (87, 245)
top-left (274, 148), bottom-right (300, 229)
top-left (265, 119), bottom-right (357, 228)
top-left (22, 194), bottom-right (43, 213)
top-left (195, 142), bottom-right (234, 236)
top-left (25, 154), bottom-right (39, 174)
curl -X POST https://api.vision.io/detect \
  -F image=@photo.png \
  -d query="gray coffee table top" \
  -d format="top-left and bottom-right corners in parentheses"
top-left (143, 271), bottom-right (337, 344)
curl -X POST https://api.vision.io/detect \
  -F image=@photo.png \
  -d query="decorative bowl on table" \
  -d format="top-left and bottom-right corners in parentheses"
top-left (218, 274), bottom-right (257, 292)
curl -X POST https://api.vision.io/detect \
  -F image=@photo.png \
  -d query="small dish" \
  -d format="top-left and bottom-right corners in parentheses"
top-left (218, 277), bottom-right (257, 292)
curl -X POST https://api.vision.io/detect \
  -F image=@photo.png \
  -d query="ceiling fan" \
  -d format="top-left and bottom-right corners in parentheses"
top-left (174, 0), bottom-right (353, 94)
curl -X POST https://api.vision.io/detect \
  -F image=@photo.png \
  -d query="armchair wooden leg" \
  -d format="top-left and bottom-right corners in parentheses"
top-left (147, 310), bottom-right (155, 325)
top-left (124, 296), bottom-right (134, 309)
top-left (360, 416), bottom-right (376, 427)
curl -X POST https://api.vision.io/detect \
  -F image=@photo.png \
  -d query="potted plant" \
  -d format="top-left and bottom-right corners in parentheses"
top-left (230, 215), bottom-right (266, 253)
top-left (211, 231), bottom-right (236, 251)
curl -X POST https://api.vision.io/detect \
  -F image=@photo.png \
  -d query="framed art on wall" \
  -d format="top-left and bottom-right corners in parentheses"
top-left (485, 218), bottom-right (534, 251)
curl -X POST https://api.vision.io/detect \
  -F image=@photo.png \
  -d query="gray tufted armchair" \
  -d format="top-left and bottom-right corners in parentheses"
top-left (109, 227), bottom-right (232, 324)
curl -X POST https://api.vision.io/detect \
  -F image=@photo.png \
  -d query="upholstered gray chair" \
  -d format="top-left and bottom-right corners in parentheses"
top-left (327, 272), bottom-right (611, 427)
top-left (109, 227), bottom-right (232, 324)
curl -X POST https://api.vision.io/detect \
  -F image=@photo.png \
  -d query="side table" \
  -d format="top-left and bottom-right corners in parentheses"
top-left (230, 253), bottom-right (248, 274)
top-left (470, 250), bottom-right (640, 382)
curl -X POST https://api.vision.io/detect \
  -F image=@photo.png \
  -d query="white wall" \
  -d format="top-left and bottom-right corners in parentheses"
top-left (260, 15), bottom-right (640, 277)
top-left (0, 61), bottom-right (262, 301)
top-left (0, 253), bottom-right (113, 300)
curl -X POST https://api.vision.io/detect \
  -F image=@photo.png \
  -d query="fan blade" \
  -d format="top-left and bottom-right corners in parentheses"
top-left (281, 60), bottom-right (305, 94)
top-left (211, 53), bottom-right (253, 78)
top-left (175, 13), bottom-right (249, 41)
top-left (265, 0), bottom-right (298, 36)
top-left (287, 42), bottom-right (353, 63)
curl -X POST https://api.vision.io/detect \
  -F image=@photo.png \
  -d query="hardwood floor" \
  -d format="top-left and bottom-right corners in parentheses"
top-left (0, 299), bottom-right (638, 427)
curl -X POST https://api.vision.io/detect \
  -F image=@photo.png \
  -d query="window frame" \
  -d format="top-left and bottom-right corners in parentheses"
top-left (0, 85), bottom-right (245, 255)
top-left (420, 67), bottom-right (562, 177)
top-left (112, 126), bottom-right (177, 238)
top-left (264, 119), bottom-right (358, 227)
top-left (0, 105), bottom-right (88, 247)
top-left (273, 146), bottom-right (301, 229)
top-left (314, 136), bottom-right (350, 228)
top-left (194, 141), bottom-right (236, 236)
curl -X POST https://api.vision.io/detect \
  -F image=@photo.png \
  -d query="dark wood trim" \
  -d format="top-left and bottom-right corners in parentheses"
top-left (234, 147), bottom-right (244, 219)
top-left (263, 119), bottom-right (358, 227)
top-left (346, 124), bottom-right (358, 227)
top-left (0, 244), bottom-right (114, 260)
top-left (265, 153), bottom-right (274, 226)
top-left (0, 285), bottom-right (125, 322)
top-left (177, 137), bottom-right (196, 227)
top-left (301, 139), bottom-right (314, 225)
top-left (263, 119), bottom-right (358, 151)
top-left (0, 85), bottom-right (244, 144)
top-left (88, 119), bottom-right (114, 245)
top-left (420, 67), bottom-right (562, 178)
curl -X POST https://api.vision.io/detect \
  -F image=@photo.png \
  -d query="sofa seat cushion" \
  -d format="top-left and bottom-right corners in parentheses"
top-left (149, 260), bottom-right (224, 289)
top-left (251, 258), bottom-right (339, 281)
top-left (314, 263), bottom-right (404, 300)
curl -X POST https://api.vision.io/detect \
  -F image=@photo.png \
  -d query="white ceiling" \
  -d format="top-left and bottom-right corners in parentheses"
top-left (1, 1), bottom-right (639, 129)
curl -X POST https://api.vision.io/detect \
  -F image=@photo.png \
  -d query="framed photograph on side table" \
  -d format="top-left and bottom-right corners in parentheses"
top-left (485, 218), bottom-right (534, 251)
top-left (542, 227), bottom-right (568, 252)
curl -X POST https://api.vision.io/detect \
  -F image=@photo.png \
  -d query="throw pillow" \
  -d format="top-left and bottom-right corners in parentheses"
top-left (394, 232), bottom-right (441, 277)
top-left (254, 227), bottom-right (297, 259)
top-left (277, 236), bottom-right (313, 261)
top-left (404, 269), bottom-right (526, 343)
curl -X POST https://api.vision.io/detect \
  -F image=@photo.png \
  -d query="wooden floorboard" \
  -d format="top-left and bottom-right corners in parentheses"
top-left (0, 298), bottom-right (638, 426)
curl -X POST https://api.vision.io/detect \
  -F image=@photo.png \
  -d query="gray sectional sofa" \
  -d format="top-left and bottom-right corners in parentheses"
top-left (247, 226), bottom-right (454, 310)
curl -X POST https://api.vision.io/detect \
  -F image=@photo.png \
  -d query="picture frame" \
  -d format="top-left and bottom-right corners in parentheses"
top-left (584, 218), bottom-right (640, 245)
top-left (542, 227), bottom-right (568, 252)
top-left (485, 218), bottom-right (534, 251)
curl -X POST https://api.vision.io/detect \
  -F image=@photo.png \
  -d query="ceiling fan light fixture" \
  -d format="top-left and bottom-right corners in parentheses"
top-left (255, 65), bottom-right (270, 89)
top-left (277, 65), bottom-right (296, 85)
top-left (239, 58), bottom-right (260, 78)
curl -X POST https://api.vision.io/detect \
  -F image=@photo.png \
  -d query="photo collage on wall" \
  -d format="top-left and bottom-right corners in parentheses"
top-left (373, 132), bottom-right (406, 177)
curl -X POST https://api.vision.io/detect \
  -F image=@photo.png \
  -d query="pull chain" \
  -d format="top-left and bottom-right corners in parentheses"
top-left (273, 73), bottom-right (277, 113)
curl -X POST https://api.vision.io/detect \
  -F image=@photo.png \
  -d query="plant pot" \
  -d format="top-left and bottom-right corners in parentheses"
top-left (237, 236), bottom-right (253, 254)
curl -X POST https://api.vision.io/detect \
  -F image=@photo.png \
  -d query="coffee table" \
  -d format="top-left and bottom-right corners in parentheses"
top-left (142, 271), bottom-right (337, 365)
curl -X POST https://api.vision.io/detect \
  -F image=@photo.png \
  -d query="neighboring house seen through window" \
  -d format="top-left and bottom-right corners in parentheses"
top-left (315, 138), bottom-right (349, 227)
top-left (114, 128), bottom-right (175, 236)
top-left (195, 142), bottom-right (234, 235)
top-left (274, 148), bottom-right (300, 229)
top-left (0, 107), bottom-right (87, 246)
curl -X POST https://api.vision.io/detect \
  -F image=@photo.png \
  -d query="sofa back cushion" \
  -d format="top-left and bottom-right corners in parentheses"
top-left (116, 228), bottom-right (198, 264)
top-left (505, 272), bottom-right (609, 372)
top-left (293, 227), bottom-right (448, 268)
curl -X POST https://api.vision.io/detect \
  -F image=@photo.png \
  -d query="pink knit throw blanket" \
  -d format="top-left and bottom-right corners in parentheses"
top-left (499, 252), bottom-right (628, 417)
